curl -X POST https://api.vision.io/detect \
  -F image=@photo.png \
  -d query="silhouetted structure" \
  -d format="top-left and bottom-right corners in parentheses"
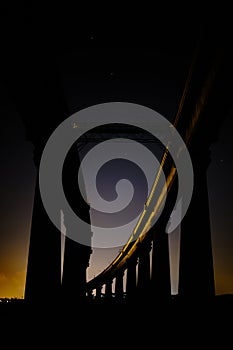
top-left (85, 23), bottom-right (233, 303)
top-left (177, 31), bottom-right (233, 299)
top-left (2, 5), bottom-right (232, 306)
top-left (61, 144), bottom-right (92, 300)
top-left (4, 55), bottom-right (68, 302)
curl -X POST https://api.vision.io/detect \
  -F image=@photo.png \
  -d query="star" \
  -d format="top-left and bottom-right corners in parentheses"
top-left (72, 122), bottom-right (78, 129)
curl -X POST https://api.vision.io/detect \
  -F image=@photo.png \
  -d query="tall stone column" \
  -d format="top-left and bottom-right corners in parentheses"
top-left (115, 270), bottom-right (124, 300)
top-left (137, 240), bottom-right (151, 298)
top-left (178, 148), bottom-right (215, 298)
top-left (95, 285), bottom-right (102, 300)
top-left (150, 173), bottom-right (178, 301)
top-left (126, 257), bottom-right (137, 299)
top-left (176, 31), bottom-right (232, 299)
top-left (17, 53), bottom-right (69, 303)
top-left (61, 144), bottom-right (92, 302)
top-left (151, 229), bottom-right (171, 300)
top-left (25, 166), bottom-right (62, 302)
top-left (105, 280), bottom-right (113, 299)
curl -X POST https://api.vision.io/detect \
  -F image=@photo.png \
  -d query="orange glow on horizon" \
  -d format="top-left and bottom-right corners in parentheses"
top-left (0, 270), bottom-right (26, 299)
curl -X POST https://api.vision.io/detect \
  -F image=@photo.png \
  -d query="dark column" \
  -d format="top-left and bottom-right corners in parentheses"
top-left (126, 258), bottom-right (137, 299)
top-left (21, 57), bottom-right (68, 303)
top-left (87, 289), bottom-right (94, 300)
top-left (3, 42), bottom-right (69, 303)
top-left (177, 32), bottom-right (232, 299)
top-left (105, 281), bottom-right (113, 299)
top-left (150, 172), bottom-right (178, 301)
top-left (137, 240), bottom-right (151, 298)
top-left (115, 271), bottom-right (124, 300)
top-left (24, 171), bottom-right (61, 302)
top-left (62, 239), bottom-right (91, 301)
top-left (178, 149), bottom-right (215, 298)
top-left (95, 285), bottom-right (102, 300)
top-left (151, 230), bottom-right (171, 299)
top-left (61, 144), bottom-right (92, 301)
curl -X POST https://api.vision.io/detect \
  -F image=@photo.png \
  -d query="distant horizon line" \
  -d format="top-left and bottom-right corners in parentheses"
top-left (1, 292), bottom-right (233, 301)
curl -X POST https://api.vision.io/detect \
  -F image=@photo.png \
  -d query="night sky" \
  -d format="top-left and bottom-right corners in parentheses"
top-left (0, 4), bottom-right (232, 298)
